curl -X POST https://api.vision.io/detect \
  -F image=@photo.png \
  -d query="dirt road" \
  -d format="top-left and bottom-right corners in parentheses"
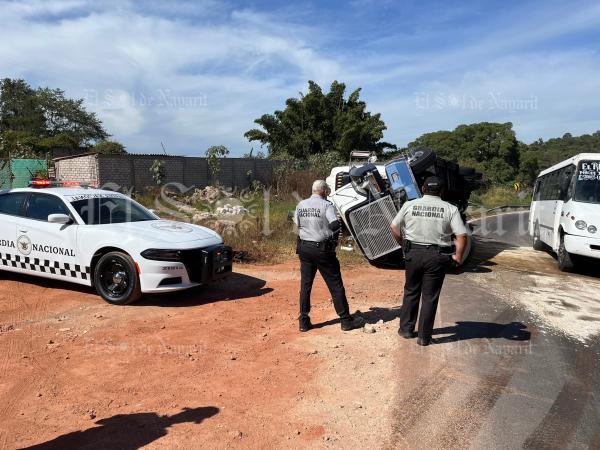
top-left (0, 261), bottom-right (405, 449)
top-left (1, 223), bottom-right (600, 449)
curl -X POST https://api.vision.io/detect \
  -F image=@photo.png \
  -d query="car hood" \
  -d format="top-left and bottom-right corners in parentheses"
top-left (102, 220), bottom-right (222, 245)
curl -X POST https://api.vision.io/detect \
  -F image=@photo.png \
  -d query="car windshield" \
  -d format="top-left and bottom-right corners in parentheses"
top-left (574, 160), bottom-right (600, 204)
top-left (70, 196), bottom-right (157, 225)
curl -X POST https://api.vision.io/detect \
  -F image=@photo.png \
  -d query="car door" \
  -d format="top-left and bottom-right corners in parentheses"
top-left (0, 192), bottom-right (29, 273)
top-left (17, 193), bottom-right (84, 283)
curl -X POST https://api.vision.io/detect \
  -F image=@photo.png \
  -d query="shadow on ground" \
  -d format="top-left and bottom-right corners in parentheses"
top-left (433, 321), bottom-right (531, 343)
top-left (22, 406), bottom-right (219, 450)
top-left (140, 272), bottom-right (272, 307)
top-left (448, 236), bottom-right (519, 275)
top-left (0, 270), bottom-right (95, 295)
top-left (312, 305), bottom-right (402, 329)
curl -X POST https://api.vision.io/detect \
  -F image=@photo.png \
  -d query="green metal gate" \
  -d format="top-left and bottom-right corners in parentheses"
top-left (0, 159), bottom-right (48, 189)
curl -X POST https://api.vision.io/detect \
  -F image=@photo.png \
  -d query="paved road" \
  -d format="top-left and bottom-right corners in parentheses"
top-left (392, 211), bottom-right (600, 449)
top-left (472, 209), bottom-right (532, 246)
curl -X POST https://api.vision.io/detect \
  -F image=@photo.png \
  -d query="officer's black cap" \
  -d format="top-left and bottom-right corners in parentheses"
top-left (424, 176), bottom-right (443, 189)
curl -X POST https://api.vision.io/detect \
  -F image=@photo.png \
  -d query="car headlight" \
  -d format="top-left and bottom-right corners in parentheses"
top-left (141, 249), bottom-right (182, 261)
top-left (575, 220), bottom-right (587, 230)
top-left (588, 225), bottom-right (597, 234)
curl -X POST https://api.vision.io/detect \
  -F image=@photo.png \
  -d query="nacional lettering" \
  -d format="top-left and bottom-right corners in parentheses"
top-left (1, 238), bottom-right (74, 256)
top-left (298, 208), bottom-right (321, 218)
top-left (411, 204), bottom-right (444, 219)
top-left (31, 244), bottom-right (76, 257)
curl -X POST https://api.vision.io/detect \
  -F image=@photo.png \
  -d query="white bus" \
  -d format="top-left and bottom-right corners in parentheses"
top-left (529, 153), bottom-right (600, 271)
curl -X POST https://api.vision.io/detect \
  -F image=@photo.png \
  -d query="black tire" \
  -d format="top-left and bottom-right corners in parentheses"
top-left (409, 149), bottom-right (436, 174)
top-left (459, 167), bottom-right (475, 176)
top-left (93, 251), bottom-right (142, 305)
top-left (557, 234), bottom-right (575, 272)
top-left (532, 222), bottom-right (544, 251)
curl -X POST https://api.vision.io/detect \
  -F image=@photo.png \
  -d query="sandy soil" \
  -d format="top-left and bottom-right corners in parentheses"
top-left (0, 260), bottom-right (406, 449)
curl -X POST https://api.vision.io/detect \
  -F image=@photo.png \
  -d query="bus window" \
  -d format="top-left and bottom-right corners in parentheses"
top-left (574, 160), bottom-right (600, 203)
top-left (533, 179), bottom-right (541, 201)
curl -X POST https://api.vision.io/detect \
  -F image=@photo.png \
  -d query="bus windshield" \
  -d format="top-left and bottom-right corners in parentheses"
top-left (574, 160), bottom-right (600, 204)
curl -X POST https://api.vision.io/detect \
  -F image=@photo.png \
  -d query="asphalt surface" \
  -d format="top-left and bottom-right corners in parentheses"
top-left (472, 209), bottom-right (532, 247)
top-left (392, 211), bottom-right (600, 449)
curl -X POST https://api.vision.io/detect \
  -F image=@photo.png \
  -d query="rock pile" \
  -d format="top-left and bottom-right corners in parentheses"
top-left (216, 204), bottom-right (248, 216)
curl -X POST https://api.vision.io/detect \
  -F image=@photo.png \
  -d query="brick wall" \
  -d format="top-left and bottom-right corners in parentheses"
top-left (54, 153), bottom-right (278, 191)
top-left (55, 154), bottom-right (99, 184)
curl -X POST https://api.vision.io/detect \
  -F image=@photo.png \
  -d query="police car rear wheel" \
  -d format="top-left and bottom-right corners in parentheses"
top-left (94, 251), bottom-right (142, 305)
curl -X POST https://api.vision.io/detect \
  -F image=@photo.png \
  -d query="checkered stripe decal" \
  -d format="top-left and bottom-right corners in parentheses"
top-left (0, 252), bottom-right (90, 280)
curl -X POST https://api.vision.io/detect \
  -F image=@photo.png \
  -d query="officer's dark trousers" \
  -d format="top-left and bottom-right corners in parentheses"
top-left (400, 248), bottom-right (449, 339)
top-left (298, 241), bottom-right (351, 320)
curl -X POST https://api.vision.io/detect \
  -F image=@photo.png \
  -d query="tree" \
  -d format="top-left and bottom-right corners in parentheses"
top-left (150, 160), bottom-right (165, 185)
top-left (405, 122), bottom-right (520, 184)
top-left (205, 145), bottom-right (230, 185)
top-left (0, 78), bottom-right (110, 157)
top-left (244, 80), bottom-right (394, 160)
top-left (93, 140), bottom-right (127, 154)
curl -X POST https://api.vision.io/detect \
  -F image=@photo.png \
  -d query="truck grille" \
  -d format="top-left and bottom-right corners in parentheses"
top-left (348, 196), bottom-right (401, 260)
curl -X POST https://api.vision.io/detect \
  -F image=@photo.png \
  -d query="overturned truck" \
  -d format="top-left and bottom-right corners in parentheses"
top-left (325, 150), bottom-right (482, 266)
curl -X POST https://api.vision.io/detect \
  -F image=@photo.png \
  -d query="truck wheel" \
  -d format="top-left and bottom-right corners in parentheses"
top-left (557, 234), bottom-right (575, 272)
top-left (409, 149), bottom-right (436, 174)
top-left (94, 251), bottom-right (142, 305)
top-left (532, 222), bottom-right (544, 251)
top-left (459, 167), bottom-right (475, 176)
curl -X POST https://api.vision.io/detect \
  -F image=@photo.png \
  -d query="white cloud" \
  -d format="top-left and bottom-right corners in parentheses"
top-left (0, 0), bottom-right (599, 154)
top-left (0, 0), bottom-right (342, 154)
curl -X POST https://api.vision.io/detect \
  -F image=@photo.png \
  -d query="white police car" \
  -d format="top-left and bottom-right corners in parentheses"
top-left (0, 182), bottom-right (232, 305)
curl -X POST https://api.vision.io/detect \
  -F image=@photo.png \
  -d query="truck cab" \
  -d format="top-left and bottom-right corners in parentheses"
top-left (326, 150), bottom-right (481, 266)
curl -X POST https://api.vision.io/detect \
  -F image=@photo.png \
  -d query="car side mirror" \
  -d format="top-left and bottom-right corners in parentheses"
top-left (48, 214), bottom-right (72, 224)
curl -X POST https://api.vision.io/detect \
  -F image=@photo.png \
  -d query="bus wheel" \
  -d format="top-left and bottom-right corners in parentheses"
top-left (557, 234), bottom-right (575, 272)
top-left (532, 222), bottom-right (544, 251)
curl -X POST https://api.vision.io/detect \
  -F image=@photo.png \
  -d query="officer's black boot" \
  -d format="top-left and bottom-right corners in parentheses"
top-left (340, 315), bottom-right (365, 331)
top-left (299, 316), bottom-right (312, 332)
top-left (398, 330), bottom-right (417, 339)
top-left (417, 337), bottom-right (439, 346)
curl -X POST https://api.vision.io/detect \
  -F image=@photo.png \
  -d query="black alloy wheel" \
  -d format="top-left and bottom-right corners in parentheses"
top-left (94, 251), bottom-right (142, 305)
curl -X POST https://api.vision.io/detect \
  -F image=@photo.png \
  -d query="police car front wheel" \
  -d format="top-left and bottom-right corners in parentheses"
top-left (94, 251), bottom-right (142, 305)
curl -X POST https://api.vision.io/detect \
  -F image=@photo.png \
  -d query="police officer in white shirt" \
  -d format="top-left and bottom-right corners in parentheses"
top-left (294, 180), bottom-right (366, 332)
top-left (390, 176), bottom-right (468, 346)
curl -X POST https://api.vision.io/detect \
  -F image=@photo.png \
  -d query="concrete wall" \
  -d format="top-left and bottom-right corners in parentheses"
top-left (54, 153), bottom-right (277, 191)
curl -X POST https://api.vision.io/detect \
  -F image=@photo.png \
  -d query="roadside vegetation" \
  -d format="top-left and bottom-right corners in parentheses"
top-left (470, 186), bottom-right (532, 209)
top-left (2, 76), bottom-right (596, 264)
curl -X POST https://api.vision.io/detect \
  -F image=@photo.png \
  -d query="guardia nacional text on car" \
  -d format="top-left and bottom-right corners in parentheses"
top-left (0, 181), bottom-right (233, 304)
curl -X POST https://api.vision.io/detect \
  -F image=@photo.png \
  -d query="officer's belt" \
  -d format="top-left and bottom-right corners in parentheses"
top-left (408, 242), bottom-right (453, 252)
top-left (299, 239), bottom-right (326, 247)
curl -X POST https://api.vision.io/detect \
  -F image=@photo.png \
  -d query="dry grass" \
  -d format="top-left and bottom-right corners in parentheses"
top-left (134, 188), bottom-right (368, 266)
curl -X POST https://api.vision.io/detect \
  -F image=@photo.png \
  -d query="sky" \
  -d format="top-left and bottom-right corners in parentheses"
top-left (1, 0), bottom-right (599, 156)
